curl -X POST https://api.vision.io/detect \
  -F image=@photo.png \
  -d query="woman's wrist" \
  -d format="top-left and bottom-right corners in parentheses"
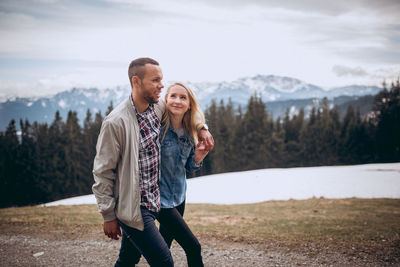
top-left (193, 160), bottom-right (202, 167)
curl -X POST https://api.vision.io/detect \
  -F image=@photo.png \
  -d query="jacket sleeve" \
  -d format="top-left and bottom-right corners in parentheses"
top-left (185, 145), bottom-right (202, 173)
top-left (92, 119), bottom-right (121, 222)
top-left (155, 100), bottom-right (166, 120)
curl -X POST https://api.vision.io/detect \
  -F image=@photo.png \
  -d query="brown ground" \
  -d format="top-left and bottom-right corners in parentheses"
top-left (1, 225), bottom-right (398, 266)
top-left (1, 199), bottom-right (399, 266)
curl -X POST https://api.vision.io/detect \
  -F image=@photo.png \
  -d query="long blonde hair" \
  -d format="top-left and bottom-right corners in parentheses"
top-left (162, 82), bottom-right (205, 145)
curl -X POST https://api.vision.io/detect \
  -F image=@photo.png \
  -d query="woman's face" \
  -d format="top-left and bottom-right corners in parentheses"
top-left (166, 85), bottom-right (190, 118)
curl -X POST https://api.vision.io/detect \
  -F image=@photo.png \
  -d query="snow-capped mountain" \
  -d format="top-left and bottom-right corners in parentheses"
top-left (0, 75), bottom-right (381, 130)
top-left (189, 75), bottom-right (380, 108)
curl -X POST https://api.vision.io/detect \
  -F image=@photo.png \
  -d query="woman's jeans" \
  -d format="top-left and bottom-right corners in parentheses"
top-left (115, 207), bottom-right (173, 267)
top-left (158, 201), bottom-right (204, 267)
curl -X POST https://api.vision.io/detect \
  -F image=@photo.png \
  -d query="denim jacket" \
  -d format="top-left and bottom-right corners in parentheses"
top-left (160, 124), bottom-right (201, 208)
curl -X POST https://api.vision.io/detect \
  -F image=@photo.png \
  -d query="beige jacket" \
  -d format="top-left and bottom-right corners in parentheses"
top-left (92, 98), bottom-right (165, 230)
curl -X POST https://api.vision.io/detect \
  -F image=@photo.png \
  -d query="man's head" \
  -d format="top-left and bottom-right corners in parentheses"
top-left (128, 57), bottom-right (159, 83)
top-left (128, 57), bottom-right (163, 104)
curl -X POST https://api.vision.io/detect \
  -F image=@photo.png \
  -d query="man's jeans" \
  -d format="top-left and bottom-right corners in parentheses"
top-left (115, 207), bottom-right (173, 267)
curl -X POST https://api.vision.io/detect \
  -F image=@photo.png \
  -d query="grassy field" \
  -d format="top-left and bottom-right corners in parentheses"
top-left (1, 198), bottom-right (399, 263)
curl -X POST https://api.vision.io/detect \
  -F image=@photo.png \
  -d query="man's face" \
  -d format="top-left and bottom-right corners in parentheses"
top-left (138, 64), bottom-right (164, 104)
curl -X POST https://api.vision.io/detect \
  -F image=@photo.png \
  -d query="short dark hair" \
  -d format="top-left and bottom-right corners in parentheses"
top-left (128, 57), bottom-right (159, 86)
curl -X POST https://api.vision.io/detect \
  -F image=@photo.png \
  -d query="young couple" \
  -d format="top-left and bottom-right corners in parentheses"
top-left (92, 57), bottom-right (214, 267)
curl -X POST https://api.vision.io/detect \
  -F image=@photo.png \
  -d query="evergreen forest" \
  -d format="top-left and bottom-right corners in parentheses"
top-left (1, 81), bottom-right (399, 208)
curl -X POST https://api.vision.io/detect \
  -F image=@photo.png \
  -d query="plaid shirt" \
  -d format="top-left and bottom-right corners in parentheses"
top-left (130, 95), bottom-right (161, 212)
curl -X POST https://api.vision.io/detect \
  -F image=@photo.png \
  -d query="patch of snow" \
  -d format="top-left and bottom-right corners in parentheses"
top-left (187, 163), bottom-right (400, 204)
top-left (289, 106), bottom-right (297, 117)
top-left (114, 87), bottom-right (126, 100)
top-left (58, 99), bottom-right (67, 109)
top-left (27, 102), bottom-right (33, 107)
top-left (42, 163), bottom-right (400, 207)
top-left (43, 195), bottom-right (96, 207)
top-left (82, 90), bottom-right (96, 99)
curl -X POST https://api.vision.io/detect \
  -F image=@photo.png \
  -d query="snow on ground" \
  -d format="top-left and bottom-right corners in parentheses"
top-left (43, 163), bottom-right (400, 207)
top-left (186, 162), bottom-right (400, 204)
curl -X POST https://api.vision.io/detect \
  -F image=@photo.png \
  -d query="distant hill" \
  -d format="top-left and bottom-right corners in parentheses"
top-left (0, 75), bottom-right (381, 130)
top-left (265, 95), bottom-right (375, 120)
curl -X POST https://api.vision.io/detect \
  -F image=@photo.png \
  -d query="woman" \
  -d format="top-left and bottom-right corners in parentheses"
top-left (158, 82), bottom-right (209, 267)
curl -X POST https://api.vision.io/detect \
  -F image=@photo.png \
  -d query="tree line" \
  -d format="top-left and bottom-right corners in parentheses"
top-left (0, 103), bottom-right (113, 208)
top-left (199, 80), bottom-right (400, 175)
top-left (1, 82), bottom-right (399, 207)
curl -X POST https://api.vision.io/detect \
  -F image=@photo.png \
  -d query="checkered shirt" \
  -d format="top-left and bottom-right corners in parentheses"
top-left (130, 95), bottom-right (161, 212)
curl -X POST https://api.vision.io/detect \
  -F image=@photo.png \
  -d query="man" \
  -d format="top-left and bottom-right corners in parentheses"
top-left (92, 57), bottom-right (213, 267)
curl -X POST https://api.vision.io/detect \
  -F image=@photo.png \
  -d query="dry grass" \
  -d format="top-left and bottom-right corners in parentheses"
top-left (1, 198), bottom-right (399, 262)
top-left (186, 198), bottom-right (400, 242)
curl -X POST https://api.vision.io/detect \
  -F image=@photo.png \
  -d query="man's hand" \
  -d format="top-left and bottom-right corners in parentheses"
top-left (104, 220), bottom-right (122, 240)
top-left (198, 129), bottom-right (214, 151)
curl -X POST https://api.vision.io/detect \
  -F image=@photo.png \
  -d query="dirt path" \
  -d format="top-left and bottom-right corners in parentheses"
top-left (0, 233), bottom-right (390, 267)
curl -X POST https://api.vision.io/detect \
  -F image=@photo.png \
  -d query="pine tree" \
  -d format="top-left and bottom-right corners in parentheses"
top-left (0, 130), bottom-right (5, 206)
top-left (92, 110), bottom-right (103, 146)
top-left (83, 109), bottom-right (96, 185)
top-left (324, 104), bottom-right (341, 164)
top-left (340, 105), bottom-right (376, 164)
top-left (202, 100), bottom-right (218, 175)
top-left (32, 121), bottom-right (53, 203)
top-left (106, 101), bottom-right (114, 116)
top-left (266, 119), bottom-right (285, 168)
top-left (0, 120), bottom-right (19, 207)
top-left (47, 111), bottom-right (66, 200)
top-left (242, 94), bottom-right (269, 170)
top-left (339, 105), bottom-right (357, 163)
top-left (300, 106), bottom-right (322, 166)
top-left (17, 119), bottom-right (41, 204)
top-left (318, 98), bottom-right (334, 164)
top-left (283, 109), bottom-right (305, 167)
top-left (63, 110), bottom-right (87, 196)
top-left (373, 79), bottom-right (400, 162)
top-left (230, 105), bottom-right (245, 171)
top-left (211, 99), bottom-right (236, 173)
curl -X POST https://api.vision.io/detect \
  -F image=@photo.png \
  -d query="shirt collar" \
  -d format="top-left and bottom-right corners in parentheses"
top-left (130, 94), bottom-right (154, 118)
top-left (166, 123), bottom-right (194, 145)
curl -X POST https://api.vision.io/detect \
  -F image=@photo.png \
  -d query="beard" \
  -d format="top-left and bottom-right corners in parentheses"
top-left (141, 84), bottom-right (159, 104)
top-left (144, 94), bottom-right (158, 104)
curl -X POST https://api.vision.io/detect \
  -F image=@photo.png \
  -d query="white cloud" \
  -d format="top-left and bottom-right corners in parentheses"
top-left (0, 0), bottom-right (399, 97)
top-left (184, 0), bottom-right (400, 18)
top-left (332, 66), bottom-right (368, 77)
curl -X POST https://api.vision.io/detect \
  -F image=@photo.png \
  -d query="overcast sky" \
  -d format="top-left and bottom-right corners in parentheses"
top-left (0, 0), bottom-right (399, 99)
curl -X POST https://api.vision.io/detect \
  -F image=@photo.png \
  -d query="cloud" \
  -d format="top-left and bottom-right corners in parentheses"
top-left (0, 0), bottom-right (399, 96)
top-left (265, 6), bottom-right (400, 65)
top-left (332, 65), bottom-right (368, 77)
top-left (184, 0), bottom-right (400, 17)
top-left (331, 65), bottom-right (400, 86)
top-left (371, 67), bottom-right (400, 83)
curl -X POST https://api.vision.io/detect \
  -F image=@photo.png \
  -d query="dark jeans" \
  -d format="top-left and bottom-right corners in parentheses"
top-left (115, 207), bottom-right (173, 267)
top-left (158, 201), bottom-right (204, 267)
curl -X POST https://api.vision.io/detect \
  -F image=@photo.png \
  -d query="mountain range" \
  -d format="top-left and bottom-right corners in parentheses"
top-left (0, 75), bottom-right (381, 131)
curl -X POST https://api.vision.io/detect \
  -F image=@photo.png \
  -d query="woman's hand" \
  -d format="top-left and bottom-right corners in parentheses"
top-left (198, 129), bottom-right (214, 151)
top-left (194, 141), bottom-right (209, 163)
